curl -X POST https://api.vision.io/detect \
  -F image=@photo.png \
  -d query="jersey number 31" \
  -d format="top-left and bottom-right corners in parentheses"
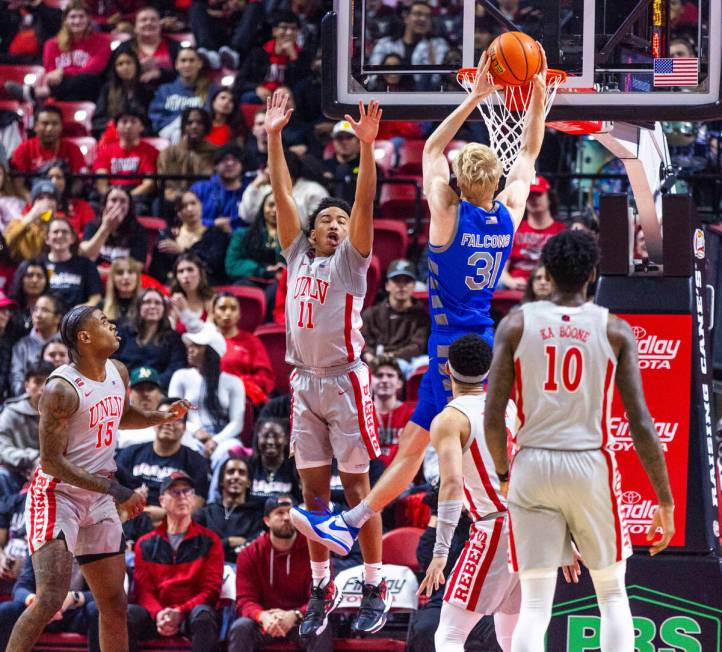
top-left (465, 251), bottom-right (503, 290)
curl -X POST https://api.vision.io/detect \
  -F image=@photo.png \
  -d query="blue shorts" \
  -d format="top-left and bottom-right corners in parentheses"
top-left (410, 327), bottom-right (495, 431)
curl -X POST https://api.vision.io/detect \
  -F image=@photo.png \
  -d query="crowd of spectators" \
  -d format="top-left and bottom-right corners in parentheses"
top-left (0, 0), bottom-right (661, 648)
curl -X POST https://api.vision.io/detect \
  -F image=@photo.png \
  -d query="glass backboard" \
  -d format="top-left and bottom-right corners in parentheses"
top-left (322, 0), bottom-right (721, 121)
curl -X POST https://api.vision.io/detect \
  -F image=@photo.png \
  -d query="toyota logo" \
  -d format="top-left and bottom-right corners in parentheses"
top-left (631, 326), bottom-right (647, 340)
top-left (621, 491), bottom-right (642, 505)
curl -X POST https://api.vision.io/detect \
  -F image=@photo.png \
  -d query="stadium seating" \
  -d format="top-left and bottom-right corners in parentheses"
top-left (136, 216), bottom-right (167, 269)
top-left (382, 527), bottom-right (425, 572)
top-left (165, 32), bottom-right (196, 48)
top-left (50, 101), bottom-right (95, 137)
top-left (254, 322), bottom-right (293, 395)
top-left (239, 103), bottom-right (262, 129)
top-left (365, 254), bottom-right (381, 309)
top-left (65, 136), bottom-right (98, 168)
top-left (395, 139), bottom-right (425, 176)
top-left (0, 64), bottom-right (44, 99)
top-left (444, 139), bottom-right (468, 165)
top-left (373, 139), bottom-right (397, 176)
top-left (141, 137), bottom-right (171, 153)
top-left (213, 285), bottom-right (267, 333)
top-left (405, 365), bottom-right (428, 402)
top-left (373, 219), bottom-right (409, 273)
top-left (378, 180), bottom-right (429, 222)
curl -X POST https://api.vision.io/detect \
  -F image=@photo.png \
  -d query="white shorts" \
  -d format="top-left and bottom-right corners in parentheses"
top-left (289, 361), bottom-right (381, 474)
top-left (507, 447), bottom-right (632, 572)
top-left (26, 468), bottom-right (124, 559)
top-left (444, 517), bottom-right (520, 615)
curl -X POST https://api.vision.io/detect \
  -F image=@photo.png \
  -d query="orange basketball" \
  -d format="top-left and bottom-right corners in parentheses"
top-left (487, 32), bottom-right (543, 86)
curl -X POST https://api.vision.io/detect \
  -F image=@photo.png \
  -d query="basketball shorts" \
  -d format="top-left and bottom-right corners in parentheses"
top-left (289, 361), bottom-right (381, 474)
top-left (444, 516), bottom-right (520, 615)
top-left (26, 468), bottom-right (124, 559)
top-left (411, 327), bottom-right (495, 431)
top-left (507, 447), bottom-right (632, 572)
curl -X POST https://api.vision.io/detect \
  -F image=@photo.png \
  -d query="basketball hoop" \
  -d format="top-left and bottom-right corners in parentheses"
top-left (456, 68), bottom-right (567, 175)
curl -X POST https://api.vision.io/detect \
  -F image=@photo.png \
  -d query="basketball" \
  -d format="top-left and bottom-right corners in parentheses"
top-left (487, 31), bottom-right (543, 86)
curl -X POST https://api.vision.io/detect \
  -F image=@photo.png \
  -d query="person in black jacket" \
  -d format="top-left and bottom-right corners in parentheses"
top-left (195, 457), bottom-right (264, 563)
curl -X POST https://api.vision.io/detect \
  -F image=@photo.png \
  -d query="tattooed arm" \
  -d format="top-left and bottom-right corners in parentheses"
top-left (608, 315), bottom-right (675, 554)
top-left (39, 378), bottom-right (145, 517)
top-left (112, 360), bottom-right (192, 429)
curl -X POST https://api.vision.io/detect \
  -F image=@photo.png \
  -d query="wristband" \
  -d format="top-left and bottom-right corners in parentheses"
top-left (107, 480), bottom-right (134, 503)
top-left (433, 499), bottom-right (463, 558)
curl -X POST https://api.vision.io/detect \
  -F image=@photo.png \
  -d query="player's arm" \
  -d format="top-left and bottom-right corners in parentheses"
top-left (112, 360), bottom-right (192, 429)
top-left (417, 408), bottom-right (468, 597)
top-left (484, 311), bottom-right (524, 483)
top-left (38, 379), bottom-right (144, 517)
top-left (608, 315), bottom-right (675, 555)
top-left (347, 100), bottom-right (382, 258)
top-left (496, 48), bottom-right (548, 229)
top-left (264, 90), bottom-right (302, 250)
top-left (424, 53), bottom-right (497, 243)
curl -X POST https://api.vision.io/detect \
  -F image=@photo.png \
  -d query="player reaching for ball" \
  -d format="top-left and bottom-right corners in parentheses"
top-left (484, 230), bottom-right (675, 652)
top-left (264, 91), bottom-right (392, 638)
top-left (293, 49), bottom-right (548, 556)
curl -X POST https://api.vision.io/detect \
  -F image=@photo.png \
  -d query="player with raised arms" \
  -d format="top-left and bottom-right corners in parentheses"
top-left (264, 91), bottom-right (392, 638)
top-left (484, 230), bottom-right (675, 651)
top-left (6, 304), bottom-right (191, 652)
top-left (293, 50), bottom-right (548, 557)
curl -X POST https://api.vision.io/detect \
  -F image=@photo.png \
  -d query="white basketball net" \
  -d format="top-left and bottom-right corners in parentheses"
top-left (456, 70), bottom-right (566, 175)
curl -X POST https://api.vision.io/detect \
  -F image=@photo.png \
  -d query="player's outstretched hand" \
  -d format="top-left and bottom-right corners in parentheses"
top-left (120, 491), bottom-right (146, 520)
top-left (647, 503), bottom-right (675, 555)
top-left (471, 51), bottom-right (501, 99)
top-left (562, 544), bottom-right (583, 583)
top-left (161, 399), bottom-right (194, 423)
top-left (417, 556), bottom-right (447, 598)
top-left (344, 100), bottom-right (382, 144)
top-left (265, 90), bottom-right (293, 135)
top-left (531, 44), bottom-right (548, 93)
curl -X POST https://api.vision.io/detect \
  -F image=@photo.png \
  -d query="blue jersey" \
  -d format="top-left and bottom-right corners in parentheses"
top-left (427, 199), bottom-right (514, 331)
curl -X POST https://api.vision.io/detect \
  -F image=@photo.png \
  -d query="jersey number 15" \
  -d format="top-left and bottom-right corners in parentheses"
top-left (465, 251), bottom-right (503, 290)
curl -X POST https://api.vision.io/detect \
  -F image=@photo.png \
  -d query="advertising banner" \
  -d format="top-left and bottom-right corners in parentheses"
top-left (610, 313), bottom-right (691, 548)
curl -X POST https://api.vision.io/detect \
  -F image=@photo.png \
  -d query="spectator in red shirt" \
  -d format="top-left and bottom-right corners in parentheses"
top-left (228, 495), bottom-right (333, 652)
top-left (94, 105), bottom-right (158, 201)
top-left (10, 106), bottom-right (85, 199)
top-left (499, 174), bottom-right (566, 290)
top-left (371, 355), bottom-right (414, 468)
top-left (212, 292), bottom-right (274, 404)
top-left (129, 471), bottom-right (223, 650)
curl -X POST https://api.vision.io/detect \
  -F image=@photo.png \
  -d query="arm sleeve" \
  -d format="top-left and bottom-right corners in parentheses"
top-left (211, 375), bottom-right (245, 444)
top-left (235, 547), bottom-right (265, 621)
top-left (176, 533), bottom-right (223, 614)
top-left (133, 543), bottom-right (165, 619)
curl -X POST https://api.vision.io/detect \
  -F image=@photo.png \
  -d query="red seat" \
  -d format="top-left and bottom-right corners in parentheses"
top-left (382, 526), bottom-right (425, 572)
top-left (65, 136), bottom-right (97, 168)
top-left (364, 254), bottom-right (381, 309)
top-left (0, 65), bottom-right (44, 100)
top-left (373, 219), bottom-right (409, 274)
top-left (373, 139), bottom-right (397, 175)
top-left (405, 364), bottom-right (427, 402)
top-left (35, 632), bottom-right (87, 651)
top-left (254, 323), bottom-right (293, 395)
top-left (140, 637), bottom-right (192, 649)
top-left (240, 102), bottom-right (263, 129)
top-left (141, 137), bottom-right (170, 152)
top-left (395, 139), bottom-right (425, 176)
top-left (214, 285), bottom-right (266, 333)
top-left (378, 181), bottom-right (428, 221)
top-left (49, 101), bottom-right (95, 137)
top-left (137, 216), bottom-right (167, 270)
top-left (165, 32), bottom-right (196, 47)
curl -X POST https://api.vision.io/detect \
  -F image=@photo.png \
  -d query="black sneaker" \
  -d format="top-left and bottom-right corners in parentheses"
top-left (352, 580), bottom-right (392, 633)
top-left (299, 580), bottom-right (341, 638)
top-left (4, 81), bottom-right (33, 103)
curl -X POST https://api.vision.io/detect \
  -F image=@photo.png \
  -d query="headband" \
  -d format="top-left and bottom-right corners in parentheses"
top-left (447, 361), bottom-right (488, 385)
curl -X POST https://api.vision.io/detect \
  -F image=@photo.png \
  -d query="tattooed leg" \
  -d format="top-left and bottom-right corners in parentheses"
top-left (81, 553), bottom-right (129, 652)
top-left (6, 539), bottom-right (72, 652)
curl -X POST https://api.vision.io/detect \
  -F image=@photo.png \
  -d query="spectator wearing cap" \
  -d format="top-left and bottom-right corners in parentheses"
top-left (323, 120), bottom-right (363, 204)
top-left (169, 323), bottom-right (246, 472)
top-left (9, 106), bottom-right (86, 200)
top-left (93, 105), bottom-right (159, 200)
top-left (231, 10), bottom-right (310, 104)
top-left (129, 470), bottom-right (223, 650)
top-left (228, 495), bottom-right (332, 652)
top-left (370, 356), bottom-right (415, 468)
top-left (190, 144), bottom-right (249, 233)
top-left (117, 366), bottom-right (166, 449)
top-left (0, 361), bottom-right (54, 496)
top-left (362, 259), bottom-right (430, 374)
top-left (5, 179), bottom-right (60, 262)
top-left (115, 398), bottom-right (209, 524)
top-left (500, 174), bottom-right (565, 291)
top-left (195, 457), bottom-right (264, 563)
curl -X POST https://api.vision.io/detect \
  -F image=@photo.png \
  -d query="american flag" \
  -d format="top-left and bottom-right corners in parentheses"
top-left (653, 57), bottom-right (698, 87)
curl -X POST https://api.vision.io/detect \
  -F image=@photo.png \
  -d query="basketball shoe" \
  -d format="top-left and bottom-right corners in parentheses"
top-left (299, 579), bottom-right (342, 638)
top-left (291, 507), bottom-right (359, 555)
top-left (353, 580), bottom-right (393, 633)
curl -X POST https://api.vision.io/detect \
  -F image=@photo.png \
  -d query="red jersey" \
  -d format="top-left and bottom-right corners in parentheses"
top-left (43, 32), bottom-right (111, 76)
top-left (93, 140), bottom-right (158, 186)
top-left (11, 137), bottom-right (86, 174)
top-left (507, 218), bottom-right (566, 282)
top-left (376, 401), bottom-right (414, 466)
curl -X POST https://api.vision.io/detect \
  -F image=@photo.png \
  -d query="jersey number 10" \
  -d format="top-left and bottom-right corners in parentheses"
top-left (543, 345), bottom-right (584, 392)
top-left (465, 251), bottom-right (503, 290)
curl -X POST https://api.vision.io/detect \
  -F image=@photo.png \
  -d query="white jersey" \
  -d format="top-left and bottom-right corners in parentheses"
top-left (282, 232), bottom-right (371, 369)
top-left (46, 360), bottom-right (126, 476)
top-left (514, 301), bottom-right (617, 450)
top-left (447, 393), bottom-right (517, 522)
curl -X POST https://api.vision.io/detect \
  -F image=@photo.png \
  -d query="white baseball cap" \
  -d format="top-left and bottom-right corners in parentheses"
top-left (181, 322), bottom-right (227, 357)
top-left (332, 120), bottom-right (356, 138)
